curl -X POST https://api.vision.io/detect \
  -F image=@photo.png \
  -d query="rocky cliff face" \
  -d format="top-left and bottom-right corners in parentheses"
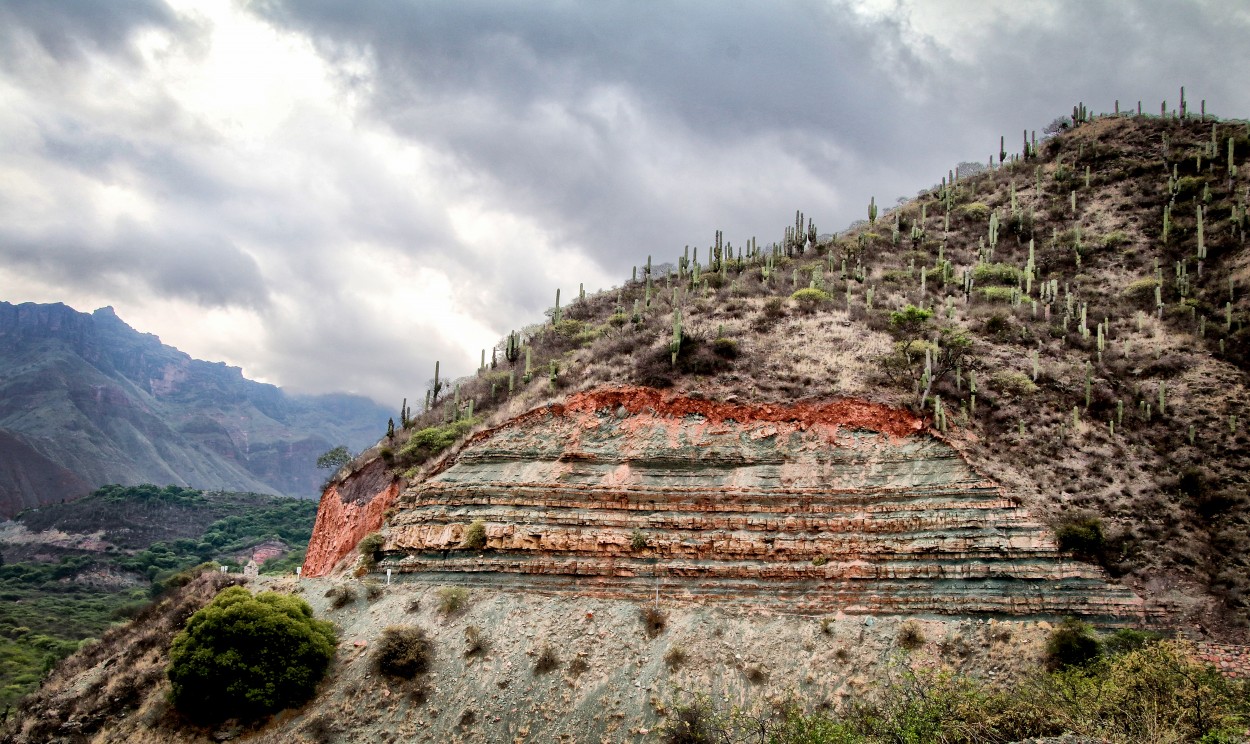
top-left (0, 301), bottom-right (391, 515)
top-left (308, 387), bottom-right (1146, 621)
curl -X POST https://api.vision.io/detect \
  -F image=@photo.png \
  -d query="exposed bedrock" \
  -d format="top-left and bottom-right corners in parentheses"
top-left (312, 387), bottom-right (1149, 620)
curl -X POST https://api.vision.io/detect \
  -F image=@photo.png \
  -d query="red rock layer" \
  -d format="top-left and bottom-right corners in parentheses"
top-left (302, 459), bottom-right (399, 577)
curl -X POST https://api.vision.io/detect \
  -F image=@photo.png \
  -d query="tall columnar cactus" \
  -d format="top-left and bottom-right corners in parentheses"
top-left (432, 361), bottom-right (442, 403)
top-left (523, 347), bottom-right (532, 383)
top-left (553, 288), bottom-right (562, 324)
top-left (1163, 204), bottom-right (1171, 243)
top-left (1159, 381), bottom-right (1167, 416)
top-left (869, 196), bottom-right (877, 226)
top-left (1197, 205), bottom-right (1206, 260)
top-left (999, 135), bottom-right (1006, 164)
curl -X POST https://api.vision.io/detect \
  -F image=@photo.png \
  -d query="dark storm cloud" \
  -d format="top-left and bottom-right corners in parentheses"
top-left (0, 223), bottom-right (269, 309)
top-left (251, 0), bottom-right (937, 273)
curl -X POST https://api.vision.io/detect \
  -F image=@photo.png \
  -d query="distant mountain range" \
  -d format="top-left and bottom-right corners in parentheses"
top-left (0, 301), bottom-right (391, 517)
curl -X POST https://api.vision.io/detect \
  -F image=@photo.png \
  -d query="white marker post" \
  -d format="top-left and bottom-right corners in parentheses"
top-left (386, 569), bottom-right (392, 586)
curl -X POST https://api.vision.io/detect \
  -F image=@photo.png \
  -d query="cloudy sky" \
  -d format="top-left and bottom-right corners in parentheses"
top-left (2, 0), bottom-right (1248, 406)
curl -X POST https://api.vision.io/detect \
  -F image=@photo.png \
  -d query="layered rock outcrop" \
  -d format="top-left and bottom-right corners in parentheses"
top-left (313, 387), bottom-right (1147, 620)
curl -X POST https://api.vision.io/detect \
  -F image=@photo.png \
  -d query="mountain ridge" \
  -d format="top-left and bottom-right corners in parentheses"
top-left (0, 301), bottom-right (391, 516)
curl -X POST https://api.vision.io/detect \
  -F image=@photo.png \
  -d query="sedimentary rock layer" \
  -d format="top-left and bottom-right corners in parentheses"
top-left (369, 387), bottom-right (1146, 620)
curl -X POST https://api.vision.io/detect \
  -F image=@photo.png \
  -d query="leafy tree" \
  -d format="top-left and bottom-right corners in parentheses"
top-left (315, 445), bottom-right (352, 471)
top-left (882, 305), bottom-right (972, 409)
top-left (167, 586), bottom-right (336, 723)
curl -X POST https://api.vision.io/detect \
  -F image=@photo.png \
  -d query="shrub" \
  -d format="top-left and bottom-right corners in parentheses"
top-left (790, 287), bottom-right (832, 312)
top-left (1055, 516), bottom-right (1106, 561)
top-left (979, 286), bottom-right (1015, 303)
top-left (664, 644), bottom-right (688, 670)
top-left (568, 655), bottom-right (589, 677)
top-left (364, 580), bottom-right (384, 601)
top-left (396, 419), bottom-right (477, 466)
top-left (640, 605), bottom-right (668, 638)
top-left (464, 625), bottom-right (488, 657)
top-left (326, 584), bottom-right (357, 609)
top-left (534, 643), bottom-right (559, 674)
top-left (437, 586), bottom-right (469, 615)
top-left (167, 586), bottom-right (336, 723)
top-left (710, 337), bottom-right (739, 359)
top-left (972, 263), bottom-right (1021, 285)
top-left (990, 371), bottom-right (1037, 396)
top-left (462, 520), bottom-right (487, 550)
top-left (897, 620), bottom-right (926, 650)
top-left (358, 532), bottom-right (384, 564)
top-left (762, 297), bottom-right (785, 319)
top-left (960, 202), bottom-right (991, 220)
top-left (630, 528), bottom-right (648, 551)
top-left (1045, 617), bottom-right (1102, 670)
top-left (373, 625), bottom-right (433, 679)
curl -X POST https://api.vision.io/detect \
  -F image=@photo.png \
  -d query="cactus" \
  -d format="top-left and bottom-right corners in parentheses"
top-left (549, 360), bottom-right (558, 391)
top-left (1159, 381), bottom-right (1166, 416)
top-left (523, 347), bottom-right (532, 384)
top-left (553, 288), bottom-right (561, 324)
top-left (432, 361), bottom-right (443, 403)
top-left (869, 196), bottom-right (877, 225)
top-left (1116, 399), bottom-right (1124, 426)
top-left (1197, 205), bottom-right (1206, 260)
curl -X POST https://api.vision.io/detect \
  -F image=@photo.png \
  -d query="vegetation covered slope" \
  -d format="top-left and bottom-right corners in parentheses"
top-left (357, 106), bottom-right (1250, 639)
top-left (0, 484), bottom-right (316, 707)
top-left (0, 302), bottom-right (391, 515)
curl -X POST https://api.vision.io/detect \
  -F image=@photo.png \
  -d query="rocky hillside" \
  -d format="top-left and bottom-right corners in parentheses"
top-left (0, 302), bottom-right (391, 516)
top-left (317, 106), bottom-right (1250, 638)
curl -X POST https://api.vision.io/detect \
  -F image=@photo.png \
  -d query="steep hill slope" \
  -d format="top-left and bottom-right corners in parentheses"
top-left (318, 107), bottom-right (1250, 637)
top-left (0, 302), bottom-right (391, 515)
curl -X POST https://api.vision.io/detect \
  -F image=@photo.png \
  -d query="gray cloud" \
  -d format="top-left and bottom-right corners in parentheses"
top-left (0, 0), bottom-right (177, 57)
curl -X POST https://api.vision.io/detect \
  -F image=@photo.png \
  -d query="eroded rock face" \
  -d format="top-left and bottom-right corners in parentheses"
top-left (302, 459), bottom-right (399, 576)
top-left (319, 388), bottom-right (1146, 619)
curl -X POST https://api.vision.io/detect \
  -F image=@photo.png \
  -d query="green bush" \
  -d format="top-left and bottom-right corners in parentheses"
top-left (358, 532), bottom-right (384, 562)
top-left (373, 625), bottom-right (432, 679)
top-left (630, 528), bottom-right (648, 551)
top-left (1045, 617), bottom-right (1102, 670)
top-left (990, 371), bottom-right (1038, 396)
top-left (972, 263), bottom-right (1021, 286)
top-left (959, 202), bottom-right (991, 220)
top-left (396, 419), bottom-right (478, 466)
top-left (979, 286), bottom-right (1015, 303)
top-left (790, 287), bottom-right (832, 311)
top-left (462, 520), bottom-right (487, 550)
top-left (1055, 516), bottom-right (1106, 561)
top-left (167, 586), bottom-right (336, 723)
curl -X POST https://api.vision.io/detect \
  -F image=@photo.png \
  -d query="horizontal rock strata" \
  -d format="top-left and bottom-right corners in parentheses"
top-left (368, 388), bottom-right (1146, 620)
